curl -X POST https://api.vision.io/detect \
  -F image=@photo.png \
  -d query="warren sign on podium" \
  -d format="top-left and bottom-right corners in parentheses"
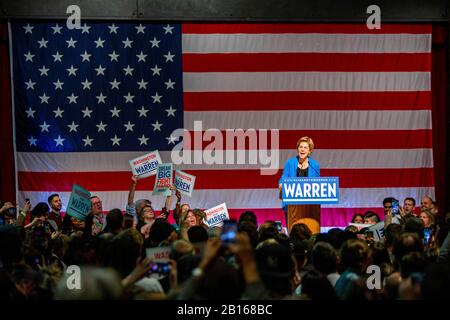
top-left (281, 177), bottom-right (340, 206)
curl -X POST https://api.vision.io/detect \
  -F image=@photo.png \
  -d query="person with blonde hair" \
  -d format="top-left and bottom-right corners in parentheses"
top-left (278, 136), bottom-right (321, 232)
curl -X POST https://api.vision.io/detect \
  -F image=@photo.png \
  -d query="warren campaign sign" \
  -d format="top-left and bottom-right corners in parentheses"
top-left (204, 203), bottom-right (229, 227)
top-left (66, 184), bottom-right (91, 221)
top-left (282, 177), bottom-right (339, 205)
top-left (153, 163), bottom-right (173, 196)
top-left (129, 151), bottom-right (162, 179)
top-left (174, 170), bottom-right (196, 197)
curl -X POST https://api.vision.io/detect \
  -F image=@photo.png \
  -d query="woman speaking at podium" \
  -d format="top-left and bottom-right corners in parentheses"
top-left (278, 136), bottom-right (321, 233)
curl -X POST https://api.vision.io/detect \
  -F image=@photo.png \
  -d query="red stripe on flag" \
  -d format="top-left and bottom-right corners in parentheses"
top-left (183, 91), bottom-right (431, 111)
top-left (18, 168), bottom-right (435, 192)
top-left (184, 129), bottom-right (432, 149)
top-left (182, 24), bottom-right (432, 34)
top-left (183, 53), bottom-right (431, 72)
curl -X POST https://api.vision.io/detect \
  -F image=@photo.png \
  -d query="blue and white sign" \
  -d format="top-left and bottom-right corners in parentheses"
top-left (282, 177), bottom-right (339, 205)
top-left (66, 184), bottom-right (92, 221)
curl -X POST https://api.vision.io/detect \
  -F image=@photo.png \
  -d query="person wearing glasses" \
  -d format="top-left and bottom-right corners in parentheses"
top-left (91, 196), bottom-right (107, 236)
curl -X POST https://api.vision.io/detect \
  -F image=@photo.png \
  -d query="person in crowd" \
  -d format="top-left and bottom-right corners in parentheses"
top-left (419, 209), bottom-right (435, 228)
top-left (363, 211), bottom-right (381, 225)
top-left (90, 196), bottom-right (106, 236)
top-left (311, 241), bottom-right (340, 287)
top-left (350, 213), bottom-right (364, 224)
top-left (334, 239), bottom-right (369, 299)
top-left (402, 197), bottom-right (417, 217)
top-left (47, 194), bottom-right (63, 230)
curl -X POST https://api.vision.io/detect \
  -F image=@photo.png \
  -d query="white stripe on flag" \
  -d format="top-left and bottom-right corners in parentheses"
top-left (16, 149), bottom-right (433, 172)
top-left (182, 34), bottom-right (431, 53)
top-left (183, 72), bottom-right (431, 92)
top-left (185, 110), bottom-right (431, 130)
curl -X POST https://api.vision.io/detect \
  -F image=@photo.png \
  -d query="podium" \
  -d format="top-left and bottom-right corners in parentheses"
top-left (287, 204), bottom-right (321, 234)
top-left (281, 176), bottom-right (340, 235)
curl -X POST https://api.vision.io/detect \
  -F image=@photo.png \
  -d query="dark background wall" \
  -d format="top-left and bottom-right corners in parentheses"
top-left (0, 0), bottom-right (448, 21)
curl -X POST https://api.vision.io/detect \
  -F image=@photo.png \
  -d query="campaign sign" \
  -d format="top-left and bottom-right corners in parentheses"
top-left (129, 151), bottom-right (162, 179)
top-left (204, 203), bottom-right (229, 228)
top-left (282, 177), bottom-right (339, 205)
top-left (349, 223), bottom-right (373, 231)
top-left (368, 222), bottom-right (385, 241)
top-left (152, 163), bottom-right (173, 196)
top-left (174, 170), bottom-right (196, 197)
top-left (146, 246), bottom-right (170, 263)
top-left (66, 184), bottom-right (91, 221)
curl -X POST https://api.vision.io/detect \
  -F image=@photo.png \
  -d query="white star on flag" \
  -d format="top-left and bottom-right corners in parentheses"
top-left (53, 107), bottom-right (64, 118)
top-left (80, 51), bottom-right (92, 62)
top-left (38, 66), bottom-right (50, 76)
top-left (137, 79), bottom-right (148, 90)
top-left (124, 121), bottom-right (135, 132)
top-left (40, 121), bottom-right (50, 132)
top-left (166, 135), bottom-right (179, 145)
top-left (150, 37), bottom-right (160, 48)
top-left (23, 24), bottom-right (34, 34)
top-left (39, 93), bottom-right (50, 104)
top-left (152, 120), bottom-right (162, 131)
top-left (24, 51), bottom-right (34, 62)
top-left (110, 135), bottom-right (121, 146)
top-left (25, 107), bottom-right (36, 118)
top-left (135, 24), bottom-right (146, 34)
top-left (81, 107), bottom-right (93, 118)
top-left (164, 51), bottom-right (175, 62)
top-left (25, 79), bottom-right (36, 90)
top-left (151, 65), bottom-right (162, 75)
top-left (164, 79), bottom-right (176, 89)
top-left (51, 24), bottom-right (62, 34)
top-left (124, 92), bottom-right (135, 103)
top-left (52, 51), bottom-right (63, 62)
top-left (53, 79), bottom-right (64, 90)
top-left (54, 135), bottom-right (65, 146)
top-left (67, 93), bottom-right (78, 104)
top-left (96, 121), bottom-right (108, 132)
top-left (163, 24), bottom-right (174, 34)
top-left (138, 134), bottom-right (149, 145)
top-left (81, 79), bottom-right (93, 90)
top-left (136, 51), bottom-right (147, 62)
top-left (151, 92), bottom-right (162, 103)
top-left (37, 37), bottom-right (48, 48)
top-left (83, 135), bottom-right (94, 146)
top-left (108, 23), bottom-right (119, 34)
top-left (165, 106), bottom-right (176, 117)
top-left (95, 65), bottom-right (106, 76)
top-left (137, 106), bottom-right (149, 117)
top-left (110, 107), bottom-right (121, 117)
top-left (28, 136), bottom-right (37, 146)
top-left (123, 65), bottom-right (134, 76)
top-left (67, 121), bottom-right (79, 132)
top-left (96, 92), bottom-right (107, 104)
top-left (109, 51), bottom-right (119, 62)
top-left (110, 79), bottom-right (120, 89)
top-left (94, 37), bottom-right (105, 48)
top-left (67, 65), bottom-right (78, 76)
top-left (122, 37), bottom-right (133, 48)
top-left (81, 23), bottom-right (91, 34)
top-left (66, 37), bottom-right (77, 48)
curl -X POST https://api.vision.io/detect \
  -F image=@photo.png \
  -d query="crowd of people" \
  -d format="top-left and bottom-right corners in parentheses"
top-left (0, 176), bottom-right (449, 300)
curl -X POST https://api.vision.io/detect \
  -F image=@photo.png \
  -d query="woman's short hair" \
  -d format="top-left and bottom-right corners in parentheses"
top-left (296, 136), bottom-right (314, 153)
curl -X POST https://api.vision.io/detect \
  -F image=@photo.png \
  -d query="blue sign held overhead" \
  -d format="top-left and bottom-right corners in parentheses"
top-left (282, 177), bottom-right (340, 206)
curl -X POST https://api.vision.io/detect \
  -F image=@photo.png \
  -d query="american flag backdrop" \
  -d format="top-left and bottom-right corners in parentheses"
top-left (10, 22), bottom-right (434, 228)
